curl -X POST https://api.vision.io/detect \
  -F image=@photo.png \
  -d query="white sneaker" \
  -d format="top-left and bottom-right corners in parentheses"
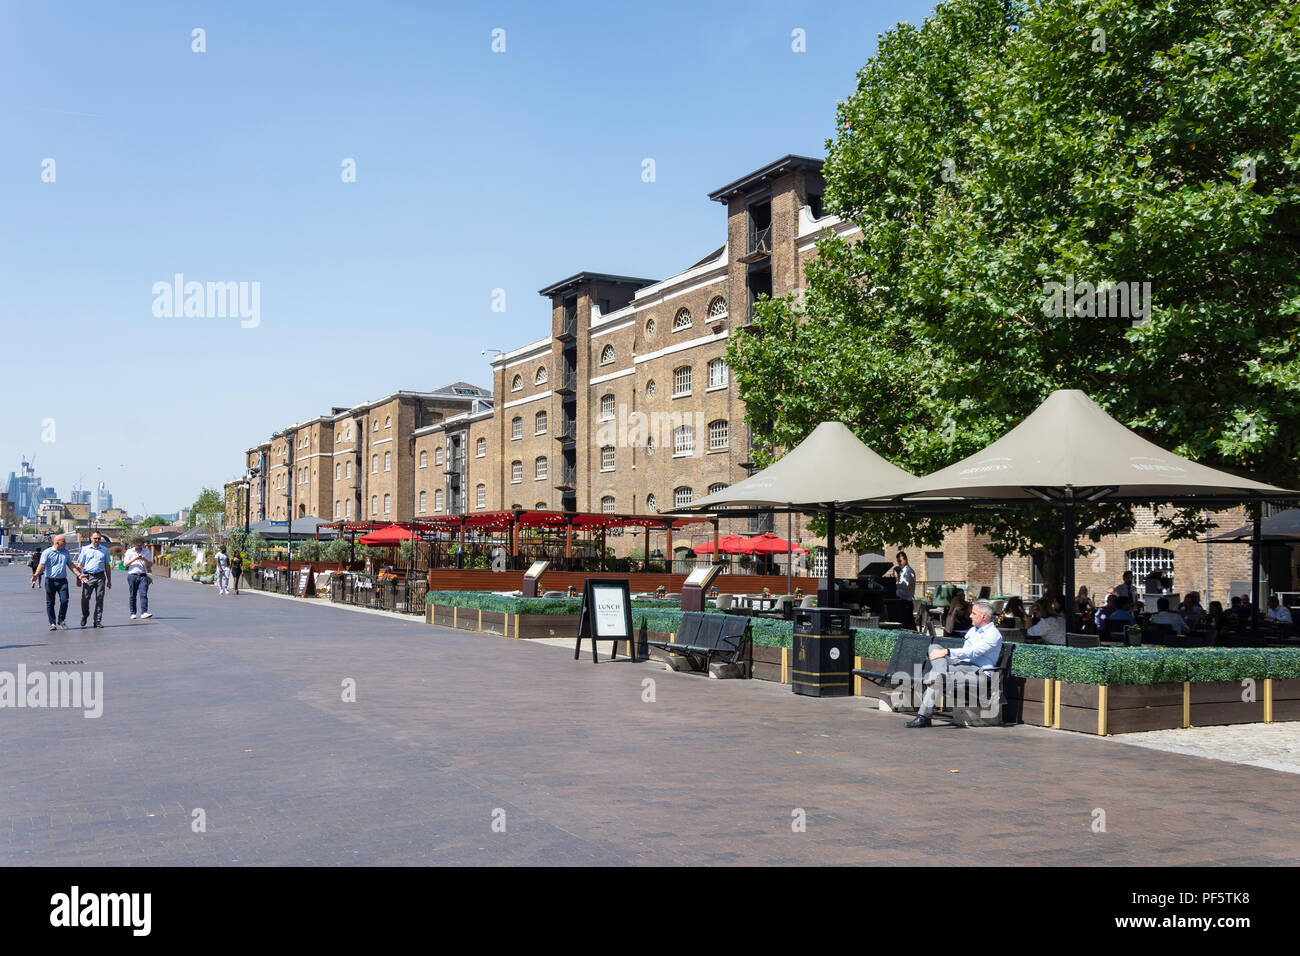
top-left (130, 614), bottom-right (137, 620)
top-left (141, 612), bottom-right (153, 619)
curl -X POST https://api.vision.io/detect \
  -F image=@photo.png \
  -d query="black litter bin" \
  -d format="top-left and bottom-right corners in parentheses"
top-left (792, 607), bottom-right (853, 697)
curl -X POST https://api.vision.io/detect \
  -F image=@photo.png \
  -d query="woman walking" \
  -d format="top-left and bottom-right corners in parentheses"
top-left (230, 551), bottom-right (243, 595)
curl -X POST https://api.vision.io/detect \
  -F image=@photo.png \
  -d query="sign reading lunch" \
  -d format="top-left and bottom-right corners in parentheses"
top-left (574, 578), bottom-right (635, 663)
top-left (592, 585), bottom-right (628, 637)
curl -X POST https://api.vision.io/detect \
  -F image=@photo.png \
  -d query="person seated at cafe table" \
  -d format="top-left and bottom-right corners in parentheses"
top-left (1179, 591), bottom-right (1205, 628)
top-left (907, 599), bottom-right (1003, 728)
top-left (1026, 598), bottom-right (1066, 644)
top-left (1227, 595), bottom-right (1252, 625)
top-left (944, 588), bottom-right (972, 636)
top-left (1075, 586), bottom-right (1094, 617)
top-left (1150, 597), bottom-right (1189, 636)
top-left (1106, 596), bottom-right (1138, 636)
top-left (998, 596), bottom-right (1027, 629)
top-left (1094, 594), bottom-right (1118, 633)
top-left (1266, 596), bottom-right (1293, 625)
top-left (1205, 600), bottom-right (1228, 629)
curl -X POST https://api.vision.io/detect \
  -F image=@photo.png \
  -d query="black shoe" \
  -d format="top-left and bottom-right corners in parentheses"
top-left (93, 623), bottom-right (103, 629)
top-left (905, 715), bottom-right (932, 728)
top-left (80, 617), bottom-right (87, 628)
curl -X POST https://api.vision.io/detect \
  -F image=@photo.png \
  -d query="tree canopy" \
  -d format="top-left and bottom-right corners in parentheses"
top-left (729, 0), bottom-right (1300, 591)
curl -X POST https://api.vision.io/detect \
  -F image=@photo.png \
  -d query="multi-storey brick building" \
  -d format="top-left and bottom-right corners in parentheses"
top-left (231, 153), bottom-right (1288, 602)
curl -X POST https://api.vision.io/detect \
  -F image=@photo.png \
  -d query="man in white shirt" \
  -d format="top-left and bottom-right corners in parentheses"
top-left (887, 550), bottom-right (916, 601)
top-left (1114, 571), bottom-right (1140, 603)
top-left (1266, 596), bottom-right (1294, 624)
top-left (124, 537), bottom-right (154, 620)
top-left (1150, 597), bottom-right (1189, 635)
top-left (907, 599), bottom-right (1003, 728)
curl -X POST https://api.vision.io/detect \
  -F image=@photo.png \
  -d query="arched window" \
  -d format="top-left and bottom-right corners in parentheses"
top-left (600, 446), bottom-right (615, 471)
top-left (435, 447), bottom-right (444, 466)
top-left (535, 456), bottom-right (548, 480)
top-left (707, 296), bottom-right (727, 321)
top-left (646, 436), bottom-right (656, 456)
top-left (535, 366), bottom-right (548, 385)
top-left (384, 451), bottom-right (391, 472)
top-left (708, 420), bottom-right (729, 450)
top-left (646, 493), bottom-right (657, 513)
top-left (535, 410), bottom-right (547, 434)
top-left (512, 417), bottom-right (523, 440)
top-left (371, 455), bottom-right (378, 474)
top-left (434, 489), bottom-right (444, 512)
top-left (674, 486), bottom-right (693, 508)
top-left (511, 461), bottom-right (523, 483)
top-left (599, 394), bottom-right (615, 421)
top-left (1127, 547), bottom-right (1175, 591)
top-left (344, 461), bottom-right (351, 478)
top-left (601, 496), bottom-right (616, 514)
top-left (335, 463), bottom-right (341, 479)
top-left (370, 495), bottom-right (378, 515)
top-left (673, 425), bottom-right (694, 456)
top-left (476, 437), bottom-right (486, 457)
top-left (383, 494), bottom-right (390, 515)
top-left (600, 344), bottom-right (615, 365)
top-left (708, 483), bottom-right (727, 495)
top-left (645, 379), bottom-right (656, 398)
top-left (476, 484), bottom-right (487, 509)
top-left (418, 491), bottom-right (427, 513)
top-left (345, 498), bottom-right (352, 518)
top-left (419, 450), bottom-right (427, 468)
top-left (535, 501), bottom-right (547, 510)
top-left (373, 421), bottom-right (379, 432)
top-left (334, 500), bottom-right (340, 518)
top-left (385, 415), bottom-right (391, 428)
top-left (645, 318), bottom-right (656, 338)
top-left (708, 358), bottom-right (729, 389)
top-left (673, 308), bottom-right (692, 331)
top-left (673, 365), bottom-right (692, 396)
top-left (511, 374), bottom-right (523, 391)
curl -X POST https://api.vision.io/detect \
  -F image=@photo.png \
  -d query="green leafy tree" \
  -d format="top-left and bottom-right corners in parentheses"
top-left (139, 514), bottom-right (172, 529)
top-left (188, 488), bottom-right (225, 548)
top-left (730, 0), bottom-right (1300, 595)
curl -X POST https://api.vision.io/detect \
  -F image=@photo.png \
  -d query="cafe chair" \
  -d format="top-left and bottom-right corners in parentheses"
top-left (715, 592), bottom-right (735, 612)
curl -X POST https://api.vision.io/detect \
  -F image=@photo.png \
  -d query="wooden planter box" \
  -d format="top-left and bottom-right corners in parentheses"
top-left (1004, 676), bottom-right (1052, 727)
top-left (1272, 678), bottom-right (1300, 721)
top-left (1189, 680), bottom-right (1266, 727)
top-left (426, 604), bottom-right (581, 640)
top-left (1056, 681), bottom-right (1185, 735)
top-left (750, 644), bottom-right (785, 684)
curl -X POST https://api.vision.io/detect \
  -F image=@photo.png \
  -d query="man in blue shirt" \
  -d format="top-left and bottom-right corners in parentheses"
top-left (74, 531), bottom-right (112, 628)
top-left (31, 534), bottom-right (75, 631)
top-left (907, 598), bottom-right (1003, 728)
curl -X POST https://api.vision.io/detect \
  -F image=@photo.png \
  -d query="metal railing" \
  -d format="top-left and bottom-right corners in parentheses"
top-left (555, 419), bottom-right (577, 441)
top-left (556, 369), bottom-right (578, 393)
top-left (329, 572), bottom-right (426, 614)
top-left (560, 309), bottom-right (577, 339)
top-left (747, 222), bottom-right (772, 255)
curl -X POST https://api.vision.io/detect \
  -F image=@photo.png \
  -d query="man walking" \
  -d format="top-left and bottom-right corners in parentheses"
top-left (215, 545), bottom-right (231, 595)
top-left (906, 598), bottom-right (1003, 728)
top-left (30, 534), bottom-right (75, 631)
top-left (124, 537), bottom-right (154, 620)
top-left (74, 531), bottom-right (112, 628)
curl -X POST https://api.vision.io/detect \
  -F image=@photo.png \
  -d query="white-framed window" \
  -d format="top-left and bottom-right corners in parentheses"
top-left (535, 456), bottom-right (548, 480)
top-left (535, 411), bottom-right (547, 434)
top-left (384, 451), bottom-right (391, 472)
top-left (383, 494), bottom-right (390, 515)
top-left (707, 296), bottom-right (727, 321)
top-left (599, 393), bottom-right (615, 421)
top-left (708, 482), bottom-right (727, 495)
top-left (600, 344), bottom-right (615, 365)
top-left (346, 426), bottom-right (352, 440)
top-left (673, 365), bottom-right (692, 396)
top-left (708, 358), bottom-right (729, 389)
top-left (370, 495), bottom-right (378, 515)
top-left (674, 486), bottom-right (693, 508)
top-left (646, 493), bottom-right (657, 513)
top-left (511, 374), bottom-right (522, 391)
top-left (371, 455), bottom-right (378, 474)
top-left (418, 491), bottom-right (427, 513)
top-left (511, 461), bottom-right (523, 483)
top-left (434, 489), bottom-right (444, 512)
top-left (535, 501), bottom-right (547, 510)
top-left (673, 308), bottom-right (692, 331)
top-left (345, 461), bottom-right (351, 478)
top-left (673, 425), bottom-right (694, 457)
top-left (419, 450), bottom-right (427, 468)
top-left (812, 547), bottom-right (828, 578)
top-left (601, 446), bottom-right (615, 471)
top-left (477, 484), bottom-right (487, 509)
top-left (334, 500), bottom-right (340, 518)
top-left (646, 379), bottom-right (656, 398)
top-left (1128, 547), bottom-right (1175, 589)
top-left (512, 417), bottom-right (523, 440)
top-left (373, 421), bottom-right (379, 432)
top-left (335, 463), bottom-right (341, 479)
top-left (476, 437), bottom-right (486, 457)
top-left (645, 318), bottom-right (656, 338)
top-left (345, 498), bottom-right (352, 518)
top-left (435, 447), bottom-right (444, 466)
top-left (708, 420), bottom-right (729, 450)
top-left (535, 366), bottom-right (547, 385)
top-left (385, 415), bottom-right (391, 428)
top-left (601, 496), bottom-right (615, 514)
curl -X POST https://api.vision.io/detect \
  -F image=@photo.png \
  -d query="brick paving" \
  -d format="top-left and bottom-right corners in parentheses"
top-left (2, 568), bottom-right (1299, 865)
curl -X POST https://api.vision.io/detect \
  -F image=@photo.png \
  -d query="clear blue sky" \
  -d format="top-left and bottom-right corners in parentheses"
top-left (0, 0), bottom-right (933, 516)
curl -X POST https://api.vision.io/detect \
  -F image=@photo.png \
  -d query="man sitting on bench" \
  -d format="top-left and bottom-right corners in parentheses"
top-left (907, 598), bottom-right (1003, 728)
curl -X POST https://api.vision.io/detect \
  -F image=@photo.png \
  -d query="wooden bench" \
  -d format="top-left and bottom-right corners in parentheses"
top-left (853, 633), bottom-right (1015, 726)
top-left (647, 612), bottom-right (750, 673)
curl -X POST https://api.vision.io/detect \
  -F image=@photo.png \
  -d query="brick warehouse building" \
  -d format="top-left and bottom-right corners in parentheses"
top-left (229, 154), bottom-right (1286, 604)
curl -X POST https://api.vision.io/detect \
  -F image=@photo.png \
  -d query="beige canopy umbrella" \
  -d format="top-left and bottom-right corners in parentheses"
top-left (868, 389), bottom-right (1297, 616)
top-left (674, 421), bottom-right (919, 603)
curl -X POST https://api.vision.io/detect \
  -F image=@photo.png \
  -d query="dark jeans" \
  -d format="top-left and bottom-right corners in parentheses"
top-left (81, 572), bottom-right (107, 626)
top-left (45, 576), bottom-right (69, 624)
top-left (128, 573), bottom-right (149, 614)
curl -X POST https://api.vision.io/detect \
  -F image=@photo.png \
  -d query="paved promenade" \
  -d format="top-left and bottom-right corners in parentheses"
top-left (2, 568), bottom-right (1299, 865)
